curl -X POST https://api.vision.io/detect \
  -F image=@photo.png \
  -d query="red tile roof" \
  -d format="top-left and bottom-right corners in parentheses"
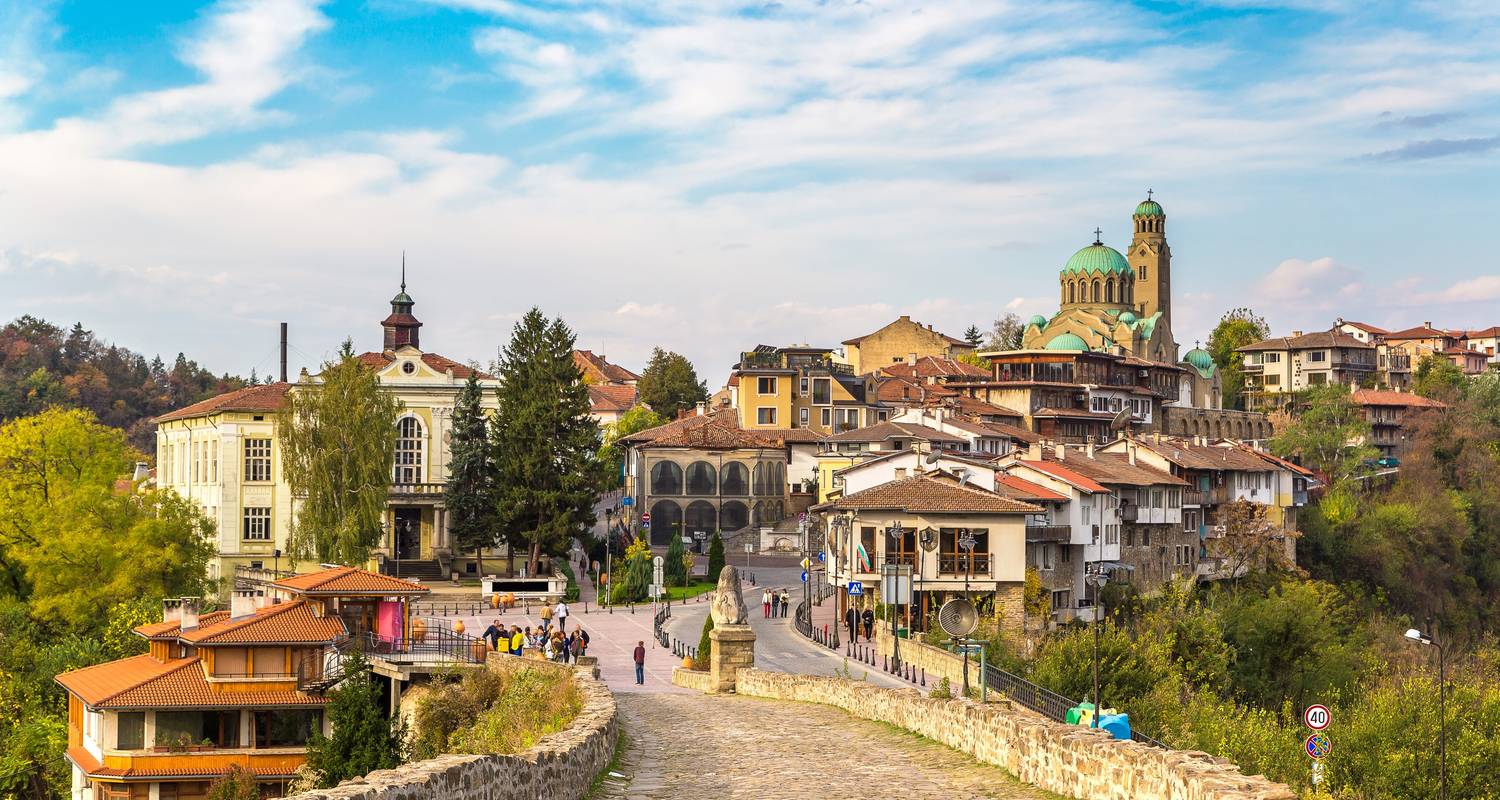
top-left (134, 611), bottom-right (230, 641)
top-left (1037, 451), bottom-right (1186, 487)
top-left (1238, 330), bottom-right (1372, 352)
top-left (356, 351), bottom-right (493, 380)
top-left (1012, 460), bottom-right (1109, 494)
top-left (154, 383), bottom-right (291, 423)
top-left (57, 654), bottom-right (325, 711)
top-left (995, 474), bottom-right (1068, 502)
top-left (814, 472), bottom-right (1041, 514)
top-left (842, 318), bottom-right (972, 348)
top-left (936, 395), bottom-right (1024, 420)
top-left (179, 600), bottom-right (345, 645)
top-left (67, 747), bottom-right (302, 780)
top-left (573, 350), bottom-right (640, 384)
top-left (880, 357), bottom-right (988, 380)
top-left (876, 376), bottom-right (958, 404)
top-left (823, 420), bottom-right (966, 444)
top-left (273, 566), bottom-right (430, 596)
top-left (620, 411), bottom-right (822, 449)
top-left (1340, 321), bottom-right (1388, 335)
top-left (1125, 437), bottom-right (1273, 472)
top-left (588, 384), bottom-right (638, 413)
top-left (1382, 325), bottom-right (1454, 340)
top-left (1351, 389), bottom-right (1446, 408)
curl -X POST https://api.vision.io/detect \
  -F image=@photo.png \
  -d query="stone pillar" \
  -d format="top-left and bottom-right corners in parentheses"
top-left (708, 624), bottom-right (756, 693)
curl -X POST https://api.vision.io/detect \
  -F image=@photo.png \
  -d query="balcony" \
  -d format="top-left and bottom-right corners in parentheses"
top-left (389, 482), bottom-right (444, 498)
top-left (1183, 489), bottom-right (1205, 506)
top-left (938, 554), bottom-right (991, 575)
top-left (883, 552), bottom-right (917, 568)
top-left (1025, 525), bottom-right (1071, 543)
top-left (1119, 505), bottom-right (1138, 522)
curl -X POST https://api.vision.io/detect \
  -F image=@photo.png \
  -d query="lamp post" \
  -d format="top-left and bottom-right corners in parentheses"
top-left (828, 513), bottom-right (851, 648)
top-left (1405, 627), bottom-right (1447, 800)
top-left (958, 527), bottom-right (976, 697)
top-left (887, 522), bottom-right (910, 672)
top-left (1085, 564), bottom-right (1108, 728)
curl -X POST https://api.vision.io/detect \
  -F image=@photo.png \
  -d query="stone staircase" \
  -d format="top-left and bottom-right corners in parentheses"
top-left (383, 559), bottom-right (445, 582)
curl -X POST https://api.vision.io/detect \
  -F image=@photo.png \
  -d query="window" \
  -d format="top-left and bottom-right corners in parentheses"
top-left (116, 712), bottom-right (145, 750)
top-left (821, 408), bottom-right (831, 428)
top-left (757, 376), bottom-right (777, 395)
top-left (244, 438), bottom-right (272, 482)
top-left (1308, 373), bottom-right (1328, 386)
top-left (1264, 352), bottom-right (1281, 363)
top-left (393, 417), bottom-right (423, 483)
top-left (858, 527), bottom-right (876, 571)
top-left (1308, 351), bottom-right (1326, 362)
top-left (798, 407), bottom-right (809, 426)
top-left (1105, 524), bottom-right (1118, 545)
top-left (157, 710), bottom-right (240, 749)
top-left (812, 378), bottom-right (832, 405)
top-left (1265, 374), bottom-right (1281, 387)
top-left (756, 407), bottom-right (777, 425)
top-left (938, 528), bottom-right (989, 574)
top-left (210, 441), bottom-right (218, 483)
top-left (1060, 545), bottom-right (1072, 563)
top-left (799, 377), bottom-right (809, 395)
top-left (253, 709), bottom-right (320, 748)
top-left (243, 507), bottom-right (272, 541)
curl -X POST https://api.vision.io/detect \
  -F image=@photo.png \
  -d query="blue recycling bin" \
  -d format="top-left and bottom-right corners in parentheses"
top-left (1097, 713), bottom-right (1132, 741)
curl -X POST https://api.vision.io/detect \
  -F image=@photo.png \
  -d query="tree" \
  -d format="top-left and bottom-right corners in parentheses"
top-left (665, 532), bottom-right (687, 587)
top-left (598, 405), bottom-right (667, 490)
top-left (985, 313), bottom-right (1025, 351)
top-left (707, 531), bottom-right (725, 582)
top-left (305, 650), bottom-right (402, 787)
top-left (278, 341), bottom-right (401, 565)
top-left (1214, 581), bottom-right (1365, 711)
top-left (446, 372), bottom-right (497, 577)
top-left (492, 309), bottom-right (605, 576)
top-left (1207, 500), bottom-right (1299, 586)
top-left (1206, 308), bottom-right (1269, 410)
top-left (1413, 353), bottom-right (1465, 399)
top-left (207, 764), bottom-right (261, 800)
top-left (637, 347), bottom-right (708, 418)
top-left (694, 612), bottom-right (714, 670)
top-left (1268, 384), bottom-right (1376, 485)
top-left (962, 325), bottom-right (984, 347)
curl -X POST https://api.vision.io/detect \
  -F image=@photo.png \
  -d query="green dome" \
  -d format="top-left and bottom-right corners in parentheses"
top-left (1061, 243), bottom-right (1130, 276)
top-left (1184, 347), bottom-right (1215, 378)
top-left (1028, 314), bottom-right (1048, 328)
top-left (1044, 333), bottom-right (1089, 351)
top-left (1118, 311), bottom-right (1138, 325)
top-left (1134, 199), bottom-right (1164, 217)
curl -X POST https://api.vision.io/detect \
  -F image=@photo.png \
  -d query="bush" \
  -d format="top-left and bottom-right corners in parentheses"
top-left (558, 561), bottom-right (580, 602)
top-left (207, 764), bottom-right (260, 800)
top-left (694, 613), bottom-right (714, 670)
top-left (609, 537), bottom-right (652, 603)
top-left (412, 665), bottom-right (582, 758)
top-left (664, 534), bottom-right (687, 587)
top-left (929, 677), bottom-right (952, 699)
top-left (707, 532), bottom-right (725, 582)
top-left (305, 651), bottom-right (403, 788)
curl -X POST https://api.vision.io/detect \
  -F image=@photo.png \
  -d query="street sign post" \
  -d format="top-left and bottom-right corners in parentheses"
top-left (800, 557), bottom-right (812, 570)
top-left (1304, 732), bottom-right (1332, 760)
top-left (621, 496), bottom-right (633, 506)
top-left (1304, 704), bottom-right (1331, 731)
top-left (847, 581), bottom-right (864, 596)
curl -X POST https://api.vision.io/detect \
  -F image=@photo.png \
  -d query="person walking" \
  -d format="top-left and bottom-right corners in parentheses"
top-left (633, 640), bottom-right (647, 685)
top-left (770, 590), bottom-right (781, 618)
top-left (779, 588), bottom-right (790, 618)
top-left (540, 601), bottom-right (553, 633)
top-left (861, 607), bottom-right (875, 640)
top-left (762, 589), bottom-right (772, 619)
top-left (482, 619), bottom-right (504, 651)
top-left (845, 605), bottom-right (859, 644)
top-left (555, 600), bottom-right (570, 633)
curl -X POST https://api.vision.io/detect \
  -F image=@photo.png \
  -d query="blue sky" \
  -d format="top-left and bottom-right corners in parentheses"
top-left (2, 0), bottom-right (1498, 385)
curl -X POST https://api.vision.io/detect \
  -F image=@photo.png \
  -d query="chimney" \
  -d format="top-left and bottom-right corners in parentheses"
top-left (133, 462), bottom-right (150, 482)
top-left (1085, 439), bottom-right (1095, 458)
top-left (1291, 330), bottom-right (1303, 337)
top-left (179, 597), bottom-right (200, 630)
top-left (1424, 321), bottom-right (1432, 329)
top-left (231, 589), bottom-right (263, 620)
top-left (162, 598), bottom-right (184, 624)
top-left (1127, 443), bottom-right (1137, 465)
top-left (1027, 441), bottom-right (1042, 461)
top-left (696, 401), bottom-right (708, 416)
top-left (1057, 443), bottom-right (1066, 460)
top-left (279, 322), bottom-right (289, 383)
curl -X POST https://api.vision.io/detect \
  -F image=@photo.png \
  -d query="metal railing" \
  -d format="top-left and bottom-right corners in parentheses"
top-left (980, 661), bottom-right (1169, 749)
top-left (937, 554), bottom-right (990, 575)
top-left (1024, 525), bottom-right (1071, 543)
top-left (653, 604), bottom-right (671, 648)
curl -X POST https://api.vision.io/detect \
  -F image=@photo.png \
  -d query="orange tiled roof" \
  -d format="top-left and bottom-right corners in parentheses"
top-left (620, 410), bottom-right (823, 449)
top-left (58, 654), bottom-right (327, 710)
top-left (1351, 389), bottom-right (1446, 408)
top-left (876, 376), bottom-right (958, 404)
top-left (823, 420), bottom-right (965, 444)
top-left (574, 350), bottom-right (640, 384)
top-left (153, 383), bottom-right (290, 423)
top-left (356, 351), bottom-right (493, 380)
top-left (996, 474), bottom-right (1069, 502)
top-left (179, 600), bottom-right (346, 645)
top-left (589, 383), bottom-right (638, 413)
top-left (274, 566), bottom-right (430, 596)
top-left (67, 747), bottom-right (302, 780)
top-left (1383, 325), bottom-right (1453, 340)
top-left (880, 357), bottom-right (988, 380)
top-left (814, 472), bottom-right (1041, 514)
top-left (134, 610), bottom-right (230, 641)
top-left (1011, 459), bottom-right (1110, 494)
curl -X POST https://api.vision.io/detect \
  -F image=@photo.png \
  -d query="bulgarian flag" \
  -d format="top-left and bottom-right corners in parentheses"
top-left (856, 541), bottom-right (873, 571)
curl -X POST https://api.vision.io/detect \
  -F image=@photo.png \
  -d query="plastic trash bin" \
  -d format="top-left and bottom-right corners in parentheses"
top-left (1097, 713), bottom-right (1132, 741)
top-left (1066, 702), bottom-right (1095, 726)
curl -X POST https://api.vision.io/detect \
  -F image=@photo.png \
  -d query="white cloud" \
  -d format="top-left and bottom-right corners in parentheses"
top-left (1416, 275), bottom-right (1500, 304)
top-left (1258, 257), bottom-right (1363, 303)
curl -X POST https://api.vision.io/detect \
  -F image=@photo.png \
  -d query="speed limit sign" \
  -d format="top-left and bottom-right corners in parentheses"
top-left (1303, 704), bottom-right (1331, 731)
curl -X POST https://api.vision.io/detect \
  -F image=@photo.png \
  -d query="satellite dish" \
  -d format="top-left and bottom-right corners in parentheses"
top-left (938, 598), bottom-right (978, 638)
top-left (1109, 407), bottom-right (1132, 431)
top-left (925, 450), bottom-right (942, 464)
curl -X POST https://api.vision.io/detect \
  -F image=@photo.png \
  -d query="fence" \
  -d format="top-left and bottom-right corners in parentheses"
top-left (793, 581), bottom-right (839, 649)
top-left (980, 661), bottom-right (1169, 749)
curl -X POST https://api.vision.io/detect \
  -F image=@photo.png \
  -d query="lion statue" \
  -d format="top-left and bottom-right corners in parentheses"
top-left (709, 565), bottom-right (749, 626)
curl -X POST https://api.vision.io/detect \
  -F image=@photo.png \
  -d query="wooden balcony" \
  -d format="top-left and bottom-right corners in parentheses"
top-left (1025, 525), bottom-right (1071, 543)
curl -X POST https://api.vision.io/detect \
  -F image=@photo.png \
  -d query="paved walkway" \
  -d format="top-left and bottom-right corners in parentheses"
top-left (592, 692), bottom-right (1057, 799)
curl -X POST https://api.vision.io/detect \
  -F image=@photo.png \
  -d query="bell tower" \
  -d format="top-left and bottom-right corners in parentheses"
top-left (1129, 191), bottom-right (1170, 328)
top-left (381, 255), bottom-right (422, 352)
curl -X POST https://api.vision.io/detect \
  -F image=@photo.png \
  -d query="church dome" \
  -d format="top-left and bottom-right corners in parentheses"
top-left (1134, 199), bottom-right (1164, 217)
top-left (1061, 242), bottom-right (1130, 276)
top-left (1184, 347), bottom-right (1215, 378)
top-left (1044, 333), bottom-right (1089, 351)
top-left (1028, 314), bottom-right (1048, 328)
top-left (1118, 311), bottom-right (1138, 325)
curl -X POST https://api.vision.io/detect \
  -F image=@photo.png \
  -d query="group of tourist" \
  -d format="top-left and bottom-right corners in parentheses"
top-left (479, 598), bottom-right (589, 663)
top-left (761, 587), bottom-right (791, 618)
top-left (844, 605), bottom-right (876, 643)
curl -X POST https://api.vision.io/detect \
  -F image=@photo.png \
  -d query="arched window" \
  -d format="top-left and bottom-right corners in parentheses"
top-left (685, 461), bottom-right (717, 495)
top-left (1105, 279), bottom-right (1115, 304)
top-left (648, 500), bottom-right (681, 546)
top-left (1091, 280), bottom-right (1101, 303)
top-left (721, 462), bottom-right (749, 495)
top-left (685, 500), bottom-right (717, 535)
top-left (720, 501), bottom-right (749, 532)
top-left (394, 417), bottom-right (423, 484)
top-left (1067, 282), bottom-right (1076, 304)
top-left (650, 461), bottom-right (683, 495)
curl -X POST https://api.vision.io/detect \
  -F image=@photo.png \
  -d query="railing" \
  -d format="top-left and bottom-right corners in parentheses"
top-left (1182, 489), bottom-right (1205, 506)
top-left (883, 552), bottom-right (917, 567)
top-left (981, 662), bottom-right (1169, 749)
top-left (653, 604), bottom-right (671, 649)
top-left (794, 582), bottom-right (839, 649)
top-left (1024, 525), bottom-right (1070, 543)
top-left (937, 554), bottom-right (990, 575)
top-left (389, 482), bottom-right (444, 497)
top-left (1119, 505), bottom-right (1138, 522)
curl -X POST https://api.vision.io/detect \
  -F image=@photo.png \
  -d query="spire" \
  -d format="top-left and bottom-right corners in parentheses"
top-left (401, 251), bottom-right (407, 293)
top-left (383, 255), bottom-right (421, 351)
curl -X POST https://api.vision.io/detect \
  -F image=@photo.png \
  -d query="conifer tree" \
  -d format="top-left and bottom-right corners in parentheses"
top-left (637, 347), bottom-right (709, 419)
top-left (446, 371), bottom-right (497, 576)
top-left (707, 531), bottom-right (725, 582)
top-left (664, 532), bottom-right (687, 587)
top-left (305, 651), bottom-right (402, 787)
top-left (278, 341), bottom-right (401, 565)
top-left (491, 309), bottom-right (605, 575)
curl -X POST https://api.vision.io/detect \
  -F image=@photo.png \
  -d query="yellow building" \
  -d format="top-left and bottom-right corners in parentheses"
top-left (154, 278), bottom-right (505, 582)
top-left (841, 316), bottom-right (975, 375)
top-left (729, 345), bottom-right (882, 435)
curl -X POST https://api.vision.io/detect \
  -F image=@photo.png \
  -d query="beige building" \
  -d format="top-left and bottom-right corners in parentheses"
top-left (841, 316), bottom-right (975, 375)
top-left (1237, 330), bottom-right (1377, 411)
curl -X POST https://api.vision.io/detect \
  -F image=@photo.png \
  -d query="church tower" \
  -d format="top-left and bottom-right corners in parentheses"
top-left (381, 259), bottom-right (422, 351)
top-left (1129, 191), bottom-right (1170, 328)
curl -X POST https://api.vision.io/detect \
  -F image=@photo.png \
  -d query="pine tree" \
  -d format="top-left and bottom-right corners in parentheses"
top-left (278, 340), bottom-right (402, 565)
top-left (637, 347), bottom-right (709, 419)
top-left (446, 371), bottom-right (497, 576)
top-left (707, 531), bottom-right (725, 582)
top-left (491, 309), bottom-right (606, 576)
top-left (305, 651), bottom-right (402, 788)
top-left (665, 532), bottom-right (687, 587)
top-left (963, 325), bottom-right (983, 347)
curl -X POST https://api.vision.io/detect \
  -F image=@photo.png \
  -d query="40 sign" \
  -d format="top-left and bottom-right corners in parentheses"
top-left (1304, 704), bottom-right (1331, 731)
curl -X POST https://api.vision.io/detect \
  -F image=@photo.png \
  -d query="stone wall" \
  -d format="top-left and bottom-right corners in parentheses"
top-left (282, 657), bottom-right (617, 800)
top-left (736, 669), bottom-right (1294, 800)
top-left (873, 627), bottom-right (982, 690)
top-left (671, 667), bottom-right (716, 693)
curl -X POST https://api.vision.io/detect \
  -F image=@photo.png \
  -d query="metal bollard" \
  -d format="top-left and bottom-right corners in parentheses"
top-left (920, 668), bottom-right (925, 686)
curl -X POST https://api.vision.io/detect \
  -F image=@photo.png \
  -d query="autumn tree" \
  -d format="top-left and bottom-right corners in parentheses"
top-left (1207, 500), bottom-right (1299, 586)
top-left (1206, 308), bottom-right (1269, 410)
top-left (985, 313), bottom-right (1025, 351)
top-left (1268, 384), bottom-right (1375, 485)
top-left (1413, 353), bottom-right (1465, 399)
top-left (278, 341), bottom-right (401, 565)
top-left (637, 348), bottom-right (709, 419)
top-left (446, 371), bottom-right (497, 577)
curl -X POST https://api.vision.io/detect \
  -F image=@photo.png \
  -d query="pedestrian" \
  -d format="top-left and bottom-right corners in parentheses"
top-left (770, 590), bottom-right (781, 618)
top-left (567, 631), bottom-right (580, 663)
top-left (845, 605), bottom-right (859, 643)
top-left (762, 589), bottom-right (771, 618)
top-left (861, 607), bottom-right (875, 640)
top-left (779, 588), bottom-right (790, 618)
top-left (577, 627), bottom-right (590, 657)
top-left (482, 619), bottom-right (504, 651)
top-left (633, 640), bottom-right (646, 685)
top-left (555, 599), bottom-right (570, 633)
top-left (509, 625), bottom-right (524, 656)
top-left (540, 601), bottom-right (553, 632)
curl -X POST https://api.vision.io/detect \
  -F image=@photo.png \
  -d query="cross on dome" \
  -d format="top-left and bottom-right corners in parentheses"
top-left (1146, 188), bottom-right (1153, 200)
top-left (1093, 227), bottom-right (1103, 244)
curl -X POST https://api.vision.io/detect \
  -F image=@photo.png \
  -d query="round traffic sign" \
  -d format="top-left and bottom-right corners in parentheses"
top-left (1304, 704), bottom-right (1331, 731)
top-left (641, 512), bottom-right (651, 523)
top-left (1304, 732), bottom-right (1332, 760)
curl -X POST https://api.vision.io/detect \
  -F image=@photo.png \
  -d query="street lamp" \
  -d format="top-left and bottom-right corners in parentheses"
top-left (1085, 565), bottom-right (1109, 728)
top-left (886, 522), bottom-right (911, 672)
top-left (1404, 627), bottom-right (1447, 800)
top-left (828, 513), bottom-right (851, 648)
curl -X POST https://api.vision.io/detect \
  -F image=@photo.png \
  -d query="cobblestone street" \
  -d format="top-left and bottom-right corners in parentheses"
top-left (592, 692), bottom-right (1058, 800)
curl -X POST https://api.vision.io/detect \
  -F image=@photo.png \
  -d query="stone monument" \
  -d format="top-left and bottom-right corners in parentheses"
top-left (708, 566), bottom-right (756, 693)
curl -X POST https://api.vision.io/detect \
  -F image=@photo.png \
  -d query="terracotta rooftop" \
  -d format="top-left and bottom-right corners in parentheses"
top-left (823, 420), bottom-right (965, 445)
top-left (1340, 320), bottom-right (1389, 335)
top-left (1383, 324), bottom-right (1455, 340)
top-left (1008, 459), bottom-right (1109, 494)
top-left (134, 610), bottom-right (230, 641)
top-left (154, 383), bottom-right (290, 423)
top-left (356, 351), bottom-right (493, 380)
top-left (833, 449), bottom-right (996, 477)
top-left (1125, 437), bottom-right (1274, 472)
top-left (619, 411), bottom-right (823, 449)
top-left (876, 376), bottom-right (958, 404)
top-left (57, 654), bottom-right (325, 710)
top-left (1238, 330), bottom-right (1372, 352)
top-left (588, 383), bottom-right (638, 413)
top-left (995, 473), bottom-right (1069, 502)
top-left (574, 350), bottom-right (640, 384)
top-left (935, 395), bottom-right (1024, 420)
top-left (179, 600), bottom-right (346, 645)
top-left (68, 746), bottom-right (302, 780)
top-left (880, 357), bottom-right (988, 380)
top-left (1351, 389), bottom-right (1447, 408)
top-left (274, 566), bottom-right (431, 597)
top-left (1037, 449), bottom-right (1186, 487)
top-left (814, 472), bottom-right (1041, 514)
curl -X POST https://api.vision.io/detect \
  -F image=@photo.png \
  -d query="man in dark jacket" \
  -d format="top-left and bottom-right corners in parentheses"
top-left (861, 607), bottom-right (875, 640)
top-left (482, 619), bottom-right (504, 651)
top-left (633, 641), bottom-right (647, 685)
top-left (845, 606), bottom-right (859, 644)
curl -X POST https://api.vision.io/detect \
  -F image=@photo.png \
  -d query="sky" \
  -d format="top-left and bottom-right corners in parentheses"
top-left (2, 0), bottom-right (1498, 386)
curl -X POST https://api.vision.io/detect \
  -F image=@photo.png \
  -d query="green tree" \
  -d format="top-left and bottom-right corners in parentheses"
top-left (1215, 581), bottom-right (1367, 711)
top-left (636, 347), bottom-right (708, 419)
top-left (664, 532), bottom-right (687, 587)
top-left (695, 612), bottom-right (715, 670)
top-left (598, 405), bottom-right (667, 490)
top-left (278, 341), bottom-right (401, 565)
top-left (492, 309), bottom-right (605, 575)
top-left (305, 650), bottom-right (402, 787)
top-left (1206, 308), bottom-right (1269, 410)
top-left (985, 313), bottom-right (1025, 351)
top-left (446, 372), bottom-right (497, 577)
top-left (207, 764), bottom-right (261, 800)
top-left (1414, 353), bottom-right (1466, 399)
top-left (1268, 383), bottom-right (1376, 484)
top-left (707, 531), bottom-right (725, 582)
top-left (962, 325), bottom-right (983, 347)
